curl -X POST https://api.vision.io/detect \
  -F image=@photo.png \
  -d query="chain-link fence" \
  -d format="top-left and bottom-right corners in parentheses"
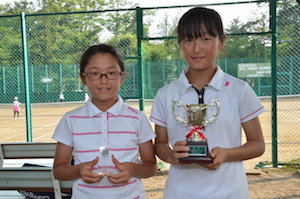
top-left (0, 0), bottom-right (299, 166)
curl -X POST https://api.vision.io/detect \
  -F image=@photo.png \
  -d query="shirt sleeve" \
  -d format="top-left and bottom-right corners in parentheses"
top-left (150, 89), bottom-right (168, 127)
top-left (52, 113), bottom-right (74, 147)
top-left (239, 82), bottom-right (265, 123)
top-left (137, 112), bottom-right (156, 144)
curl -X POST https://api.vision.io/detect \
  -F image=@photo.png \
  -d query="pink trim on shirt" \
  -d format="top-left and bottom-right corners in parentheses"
top-left (241, 106), bottom-right (264, 121)
top-left (109, 115), bottom-right (139, 120)
top-left (78, 179), bottom-right (137, 189)
top-left (75, 147), bottom-right (137, 154)
top-left (110, 148), bottom-right (138, 151)
top-left (150, 116), bottom-right (167, 125)
top-left (109, 131), bottom-right (137, 135)
top-left (70, 115), bottom-right (101, 118)
top-left (73, 132), bottom-right (102, 135)
top-left (92, 166), bottom-right (117, 171)
top-left (74, 149), bottom-right (99, 153)
top-left (96, 166), bottom-right (117, 170)
top-left (128, 107), bottom-right (138, 114)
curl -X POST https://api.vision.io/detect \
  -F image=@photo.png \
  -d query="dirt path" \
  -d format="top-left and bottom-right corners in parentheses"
top-left (142, 168), bottom-right (300, 199)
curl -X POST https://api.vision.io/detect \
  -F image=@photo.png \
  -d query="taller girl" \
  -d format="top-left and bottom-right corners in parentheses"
top-left (150, 7), bottom-right (265, 199)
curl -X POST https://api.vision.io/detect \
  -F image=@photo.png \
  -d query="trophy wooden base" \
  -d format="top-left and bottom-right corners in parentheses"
top-left (179, 140), bottom-right (213, 164)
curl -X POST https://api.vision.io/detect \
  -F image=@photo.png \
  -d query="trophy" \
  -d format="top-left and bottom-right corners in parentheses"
top-left (172, 99), bottom-right (220, 163)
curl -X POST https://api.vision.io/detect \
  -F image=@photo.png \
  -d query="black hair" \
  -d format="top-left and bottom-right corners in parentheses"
top-left (79, 44), bottom-right (125, 75)
top-left (177, 7), bottom-right (224, 43)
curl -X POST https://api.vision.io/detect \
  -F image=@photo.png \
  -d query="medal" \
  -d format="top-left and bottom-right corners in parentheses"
top-left (99, 146), bottom-right (109, 157)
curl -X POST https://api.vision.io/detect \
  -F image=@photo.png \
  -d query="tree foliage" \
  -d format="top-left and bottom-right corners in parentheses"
top-left (0, 0), bottom-right (299, 100)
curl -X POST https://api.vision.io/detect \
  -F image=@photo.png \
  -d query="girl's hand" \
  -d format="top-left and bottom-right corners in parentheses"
top-left (106, 155), bottom-right (134, 184)
top-left (171, 141), bottom-right (190, 165)
top-left (198, 147), bottom-right (226, 170)
top-left (79, 157), bottom-right (105, 183)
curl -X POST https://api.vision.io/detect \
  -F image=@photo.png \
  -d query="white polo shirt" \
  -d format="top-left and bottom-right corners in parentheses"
top-left (52, 96), bottom-right (155, 199)
top-left (150, 67), bottom-right (265, 199)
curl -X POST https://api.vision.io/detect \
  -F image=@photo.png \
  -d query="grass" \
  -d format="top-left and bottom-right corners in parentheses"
top-left (257, 159), bottom-right (300, 173)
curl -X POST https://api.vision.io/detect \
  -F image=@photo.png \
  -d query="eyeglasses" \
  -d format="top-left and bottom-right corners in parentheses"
top-left (83, 71), bottom-right (123, 80)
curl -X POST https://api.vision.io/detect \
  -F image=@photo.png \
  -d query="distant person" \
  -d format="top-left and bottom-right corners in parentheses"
top-left (84, 92), bottom-right (89, 102)
top-left (52, 44), bottom-right (157, 199)
top-left (59, 92), bottom-right (65, 102)
top-left (13, 96), bottom-right (21, 119)
top-left (150, 7), bottom-right (265, 199)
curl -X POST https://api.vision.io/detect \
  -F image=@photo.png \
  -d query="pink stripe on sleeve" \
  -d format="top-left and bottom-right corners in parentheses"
top-left (150, 116), bottom-right (167, 125)
top-left (128, 107), bottom-right (138, 114)
top-left (241, 106), bottom-right (264, 121)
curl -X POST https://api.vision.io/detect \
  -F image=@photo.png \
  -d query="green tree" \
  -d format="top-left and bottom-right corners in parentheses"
top-left (0, 0), bottom-right (35, 14)
top-left (222, 16), bottom-right (270, 60)
top-left (276, 0), bottom-right (299, 57)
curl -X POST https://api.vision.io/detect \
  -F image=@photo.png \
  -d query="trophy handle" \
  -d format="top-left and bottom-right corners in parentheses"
top-left (172, 100), bottom-right (188, 126)
top-left (204, 99), bottom-right (220, 125)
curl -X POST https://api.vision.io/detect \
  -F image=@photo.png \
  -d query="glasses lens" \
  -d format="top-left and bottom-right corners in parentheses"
top-left (88, 73), bottom-right (100, 80)
top-left (85, 72), bottom-right (121, 80)
top-left (106, 72), bottom-right (120, 79)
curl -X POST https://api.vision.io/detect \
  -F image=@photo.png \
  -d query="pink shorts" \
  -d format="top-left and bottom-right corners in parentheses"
top-left (13, 106), bottom-right (20, 112)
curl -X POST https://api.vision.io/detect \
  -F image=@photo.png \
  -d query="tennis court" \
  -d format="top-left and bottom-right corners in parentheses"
top-left (1, 96), bottom-right (300, 166)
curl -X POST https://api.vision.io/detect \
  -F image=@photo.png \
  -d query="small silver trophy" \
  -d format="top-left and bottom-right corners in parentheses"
top-left (172, 99), bottom-right (220, 163)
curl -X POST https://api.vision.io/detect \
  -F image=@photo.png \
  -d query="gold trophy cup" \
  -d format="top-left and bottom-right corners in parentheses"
top-left (172, 99), bottom-right (220, 163)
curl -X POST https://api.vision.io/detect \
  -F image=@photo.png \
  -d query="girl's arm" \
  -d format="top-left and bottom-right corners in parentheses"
top-left (53, 142), bottom-right (104, 183)
top-left (107, 140), bottom-right (157, 184)
top-left (204, 117), bottom-right (265, 170)
top-left (154, 125), bottom-right (189, 165)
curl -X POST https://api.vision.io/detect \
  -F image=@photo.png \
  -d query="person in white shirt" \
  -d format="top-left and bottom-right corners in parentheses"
top-left (150, 7), bottom-right (265, 199)
top-left (13, 96), bottom-right (21, 119)
top-left (59, 92), bottom-right (65, 102)
top-left (52, 44), bottom-right (157, 199)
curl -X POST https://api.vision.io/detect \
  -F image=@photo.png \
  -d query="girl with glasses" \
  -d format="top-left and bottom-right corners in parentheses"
top-left (52, 44), bottom-right (157, 199)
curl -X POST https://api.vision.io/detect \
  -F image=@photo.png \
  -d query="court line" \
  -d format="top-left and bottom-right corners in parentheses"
top-left (278, 112), bottom-right (300, 121)
top-left (0, 122), bottom-right (58, 142)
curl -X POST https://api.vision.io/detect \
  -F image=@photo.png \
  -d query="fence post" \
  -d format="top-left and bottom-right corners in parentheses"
top-left (270, 0), bottom-right (278, 167)
top-left (21, 12), bottom-right (32, 142)
top-left (2, 67), bottom-right (6, 102)
top-left (136, 7), bottom-right (144, 111)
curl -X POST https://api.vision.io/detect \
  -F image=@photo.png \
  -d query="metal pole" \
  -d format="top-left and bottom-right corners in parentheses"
top-left (136, 7), bottom-right (144, 111)
top-left (270, 0), bottom-right (277, 167)
top-left (21, 12), bottom-right (32, 142)
top-left (31, 65), bottom-right (34, 93)
top-left (60, 64), bottom-right (63, 92)
top-left (17, 66), bottom-right (20, 94)
top-left (3, 67), bottom-right (6, 94)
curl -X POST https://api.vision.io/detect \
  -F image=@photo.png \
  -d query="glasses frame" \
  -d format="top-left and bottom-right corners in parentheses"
top-left (82, 72), bottom-right (123, 80)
